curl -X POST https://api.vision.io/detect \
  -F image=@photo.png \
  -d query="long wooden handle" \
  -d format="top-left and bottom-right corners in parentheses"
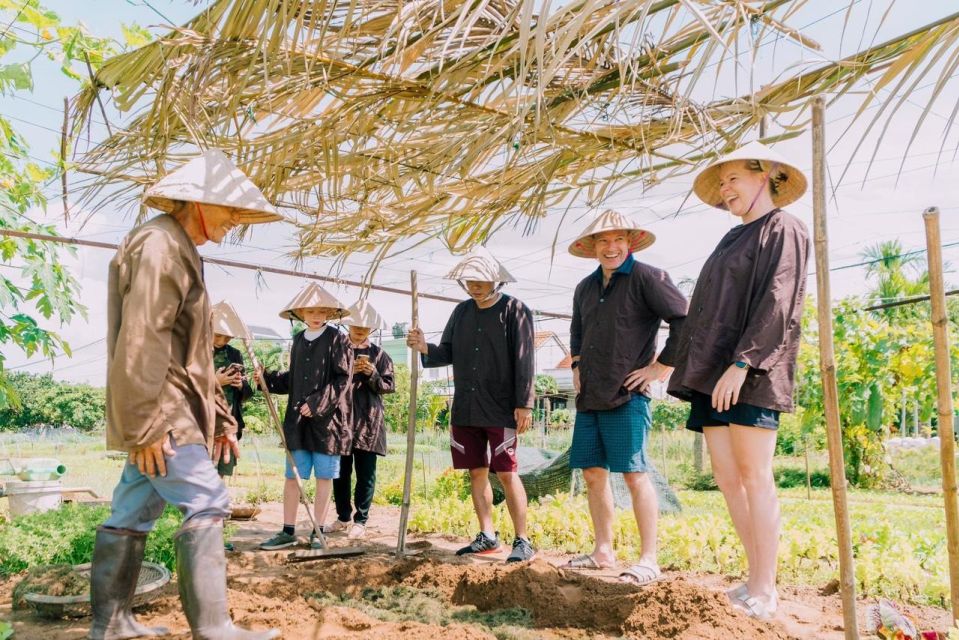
top-left (397, 271), bottom-right (419, 556)
top-left (923, 206), bottom-right (959, 623)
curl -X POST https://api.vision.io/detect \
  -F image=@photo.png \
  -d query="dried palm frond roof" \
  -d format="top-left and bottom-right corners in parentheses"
top-left (73, 0), bottom-right (959, 258)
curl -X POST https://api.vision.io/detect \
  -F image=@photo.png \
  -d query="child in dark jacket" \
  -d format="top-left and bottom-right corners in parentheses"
top-left (328, 300), bottom-right (395, 540)
top-left (256, 283), bottom-right (353, 551)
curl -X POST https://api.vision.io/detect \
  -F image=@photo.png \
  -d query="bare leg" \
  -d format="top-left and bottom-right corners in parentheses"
top-left (622, 472), bottom-right (658, 566)
top-left (469, 468), bottom-right (495, 533)
top-left (582, 467), bottom-right (616, 566)
top-left (729, 424), bottom-right (779, 605)
top-left (314, 478), bottom-right (333, 531)
top-left (703, 427), bottom-right (757, 578)
top-left (496, 471), bottom-right (528, 539)
top-left (283, 478), bottom-right (299, 528)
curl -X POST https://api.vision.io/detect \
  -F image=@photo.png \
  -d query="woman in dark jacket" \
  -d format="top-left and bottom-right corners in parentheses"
top-left (329, 300), bottom-right (395, 540)
top-left (668, 142), bottom-right (810, 621)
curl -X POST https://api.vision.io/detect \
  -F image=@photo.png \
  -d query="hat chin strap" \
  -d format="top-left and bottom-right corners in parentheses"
top-left (744, 161), bottom-right (778, 216)
top-left (195, 202), bottom-right (213, 241)
top-left (458, 280), bottom-right (505, 302)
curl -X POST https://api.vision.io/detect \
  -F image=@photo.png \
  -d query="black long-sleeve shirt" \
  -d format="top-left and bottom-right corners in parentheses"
top-left (422, 294), bottom-right (535, 428)
top-left (350, 342), bottom-right (395, 456)
top-left (571, 254), bottom-right (688, 412)
top-left (264, 325), bottom-right (353, 455)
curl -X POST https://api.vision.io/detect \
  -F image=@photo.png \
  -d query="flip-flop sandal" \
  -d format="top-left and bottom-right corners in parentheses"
top-left (563, 554), bottom-right (614, 570)
top-left (618, 563), bottom-right (662, 586)
top-left (732, 595), bottom-right (777, 622)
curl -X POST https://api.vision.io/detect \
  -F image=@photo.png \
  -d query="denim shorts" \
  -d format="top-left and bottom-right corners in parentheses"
top-left (685, 391), bottom-right (780, 433)
top-left (570, 395), bottom-right (651, 473)
top-left (284, 449), bottom-right (341, 480)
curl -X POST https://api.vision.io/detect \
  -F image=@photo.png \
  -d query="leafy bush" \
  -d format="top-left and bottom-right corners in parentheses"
top-left (0, 373), bottom-right (105, 432)
top-left (651, 400), bottom-right (688, 431)
top-left (684, 466), bottom-right (831, 491)
top-left (549, 409), bottom-right (572, 427)
top-left (0, 504), bottom-right (183, 575)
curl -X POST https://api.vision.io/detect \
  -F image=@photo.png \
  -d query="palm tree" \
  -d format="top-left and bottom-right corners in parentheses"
top-left (860, 240), bottom-right (930, 320)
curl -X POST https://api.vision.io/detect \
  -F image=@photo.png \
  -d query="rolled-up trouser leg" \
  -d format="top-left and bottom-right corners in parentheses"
top-left (88, 527), bottom-right (170, 640)
top-left (176, 518), bottom-right (280, 640)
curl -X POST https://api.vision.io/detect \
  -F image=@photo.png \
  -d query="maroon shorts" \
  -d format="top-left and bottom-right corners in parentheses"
top-left (450, 426), bottom-right (518, 473)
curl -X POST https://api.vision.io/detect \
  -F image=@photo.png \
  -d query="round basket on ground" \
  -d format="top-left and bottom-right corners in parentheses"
top-left (229, 504), bottom-right (261, 521)
top-left (23, 562), bottom-right (170, 619)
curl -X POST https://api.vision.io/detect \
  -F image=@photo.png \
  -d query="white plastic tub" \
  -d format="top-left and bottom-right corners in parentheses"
top-left (3, 480), bottom-right (63, 516)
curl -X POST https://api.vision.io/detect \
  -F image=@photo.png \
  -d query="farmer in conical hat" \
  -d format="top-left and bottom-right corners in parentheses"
top-left (256, 283), bottom-right (354, 551)
top-left (668, 141), bottom-right (810, 620)
top-left (211, 301), bottom-right (255, 479)
top-left (564, 209), bottom-right (688, 586)
top-left (93, 149), bottom-right (281, 640)
top-left (406, 246), bottom-right (537, 563)
top-left (328, 299), bottom-right (395, 540)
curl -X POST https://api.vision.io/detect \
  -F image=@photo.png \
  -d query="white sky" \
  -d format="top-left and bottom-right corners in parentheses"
top-left (4, 0), bottom-right (959, 384)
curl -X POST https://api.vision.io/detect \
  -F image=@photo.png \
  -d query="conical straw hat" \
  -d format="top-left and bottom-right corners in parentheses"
top-left (568, 209), bottom-right (655, 258)
top-left (344, 299), bottom-right (387, 330)
top-left (279, 282), bottom-right (349, 321)
top-left (444, 246), bottom-right (516, 283)
top-left (211, 300), bottom-right (252, 341)
top-left (143, 149), bottom-right (283, 224)
top-left (692, 141), bottom-right (807, 210)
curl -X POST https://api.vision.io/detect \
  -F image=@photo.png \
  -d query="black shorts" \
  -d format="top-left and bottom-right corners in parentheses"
top-left (685, 391), bottom-right (780, 433)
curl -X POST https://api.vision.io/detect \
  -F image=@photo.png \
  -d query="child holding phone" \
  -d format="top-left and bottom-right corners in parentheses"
top-left (212, 304), bottom-right (254, 478)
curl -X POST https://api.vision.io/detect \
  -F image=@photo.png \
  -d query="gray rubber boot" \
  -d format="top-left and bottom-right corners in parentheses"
top-left (88, 527), bottom-right (170, 640)
top-left (176, 519), bottom-right (280, 640)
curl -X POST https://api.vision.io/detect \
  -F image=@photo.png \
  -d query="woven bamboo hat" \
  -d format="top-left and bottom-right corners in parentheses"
top-left (211, 301), bottom-right (251, 341)
top-left (143, 149), bottom-right (283, 224)
top-left (344, 299), bottom-right (387, 330)
top-left (279, 283), bottom-right (349, 321)
top-left (568, 209), bottom-right (655, 258)
top-left (692, 141), bottom-right (807, 210)
top-left (444, 246), bottom-right (516, 284)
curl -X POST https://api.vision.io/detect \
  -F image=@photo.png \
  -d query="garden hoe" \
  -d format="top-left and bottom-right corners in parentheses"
top-left (213, 301), bottom-right (365, 562)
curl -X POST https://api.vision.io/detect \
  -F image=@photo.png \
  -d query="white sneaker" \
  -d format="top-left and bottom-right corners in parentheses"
top-left (348, 523), bottom-right (366, 540)
top-left (326, 519), bottom-right (350, 533)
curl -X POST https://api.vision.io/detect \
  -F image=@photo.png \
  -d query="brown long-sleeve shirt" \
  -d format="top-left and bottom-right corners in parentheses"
top-left (422, 294), bottom-right (535, 428)
top-left (106, 214), bottom-right (236, 453)
top-left (668, 209), bottom-right (810, 412)
top-left (264, 326), bottom-right (354, 455)
top-left (571, 254), bottom-right (688, 412)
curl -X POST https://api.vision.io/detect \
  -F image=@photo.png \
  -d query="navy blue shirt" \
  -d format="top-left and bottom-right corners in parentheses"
top-left (571, 254), bottom-right (687, 412)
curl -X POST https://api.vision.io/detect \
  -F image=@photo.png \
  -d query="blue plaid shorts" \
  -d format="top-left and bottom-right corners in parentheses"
top-left (570, 395), bottom-right (651, 473)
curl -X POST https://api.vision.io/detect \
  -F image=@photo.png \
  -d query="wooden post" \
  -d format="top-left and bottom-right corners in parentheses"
top-left (922, 206), bottom-right (959, 622)
top-left (397, 270), bottom-right (420, 557)
top-left (812, 96), bottom-right (860, 640)
top-left (693, 432), bottom-right (704, 476)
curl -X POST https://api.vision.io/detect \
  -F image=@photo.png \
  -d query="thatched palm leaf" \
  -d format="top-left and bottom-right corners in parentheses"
top-left (73, 1), bottom-right (959, 257)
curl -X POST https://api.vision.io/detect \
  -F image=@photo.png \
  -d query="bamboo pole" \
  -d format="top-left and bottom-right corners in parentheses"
top-left (396, 270), bottom-right (420, 557)
top-left (922, 206), bottom-right (959, 622)
top-left (812, 95), bottom-right (859, 640)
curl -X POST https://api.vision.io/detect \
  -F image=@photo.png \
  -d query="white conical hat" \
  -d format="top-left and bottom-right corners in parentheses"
top-left (143, 149), bottom-right (283, 224)
top-left (279, 282), bottom-right (349, 321)
top-left (211, 300), bottom-right (252, 340)
top-left (344, 299), bottom-right (387, 330)
top-left (692, 141), bottom-right (807, 210)
top-left (568, 209), bottom-right (655, 258)
top-left (444, 246), bottom-right (516, 283)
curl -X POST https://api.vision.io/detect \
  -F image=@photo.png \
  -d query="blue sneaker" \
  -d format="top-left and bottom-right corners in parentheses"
top-left (456, 531), bottom-right (500, 556)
